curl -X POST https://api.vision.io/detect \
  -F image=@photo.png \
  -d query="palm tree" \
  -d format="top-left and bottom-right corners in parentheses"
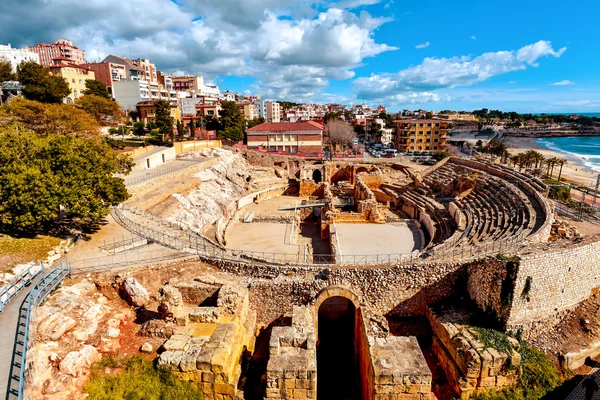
top-left (556, 159), bottom-right (567, 181)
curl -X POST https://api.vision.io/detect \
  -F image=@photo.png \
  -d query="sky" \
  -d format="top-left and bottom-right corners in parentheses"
top-left (1, 0), bottom-right (599, 113)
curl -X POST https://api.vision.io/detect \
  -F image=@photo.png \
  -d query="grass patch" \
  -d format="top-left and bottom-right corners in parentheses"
top-left (85, 355), bottom-right (204, 400)
top-left (470, 327), bottom-right (517, 368)
top-left (469, 345), bottom-right (561, 400)
top-left (0, 234), bottom-right (62, 273)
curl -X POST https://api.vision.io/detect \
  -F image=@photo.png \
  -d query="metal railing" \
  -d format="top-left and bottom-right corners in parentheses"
top-left (122, 160), bottom-right (202, 187)
top-left (6, 262), bottom-right (71, 400)
top-left (70, 248), bottom-right (190, 275)
top-left (0, 264), bottom-right (44, 312)
top-left (111, 204), bottom-right (527, 268)
top-left (98, 234), bottom-right (150, 254)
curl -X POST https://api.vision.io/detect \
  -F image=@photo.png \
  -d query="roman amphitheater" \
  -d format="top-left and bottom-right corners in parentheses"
top-left (20, 147), bottom-right (600, 400)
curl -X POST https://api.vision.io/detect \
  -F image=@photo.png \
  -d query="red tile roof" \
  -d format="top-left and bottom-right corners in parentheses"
top-left (247, 122), bottom-right (324, 132)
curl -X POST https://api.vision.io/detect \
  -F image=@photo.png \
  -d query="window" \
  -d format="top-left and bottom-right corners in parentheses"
top-left (418, 131), bottom-right (423, 135)
top-left (434, 130), bottom-right (439, 135)
top-left (427, 123), bottom-right (432, 127)
top-left (79, 79), bottom-right (82, 84)
top-left (435, 123), bottom-right (440, 127)
top-left (434, 138), bottom-right (439, 142)
top-left (419, 123), bottom-right (424, 128)
top-left (434, 146), bottom-right (438, 150)
top-left (411, 139), bottom-right (415, 143)
top-left (426, 139), bottom-right (431, 143)
top-left (72, 78), bottom-right (75, 83)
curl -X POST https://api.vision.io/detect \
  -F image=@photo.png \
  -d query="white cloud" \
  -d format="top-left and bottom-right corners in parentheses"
top-left (353, 40), bottom-right (567, 100)
top-left (551, 80), bottom-right (575, 86)
top-left (415, 41), bottom-right (430, 49)
top-left (0, 0), bottom-right (397, 101)
top-left (471, 36), bottom-right (477, 40)
top-left (335, 0), bottom-right (382, 8)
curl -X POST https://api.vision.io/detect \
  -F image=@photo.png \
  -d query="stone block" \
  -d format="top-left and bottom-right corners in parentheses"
top-left (284, 370), bottom-right (296, 380)
top-left (265, 388), bottom-right (280, 398)
top-left (214, 383), bottom-right (235, 395)
top-left (478, 376), bottom-right (496, 388)
top-left (163, 334), bottom-right (190, 351)
top-left (197, 347), bottom-right (217, 371)
top-left (211, 348), bottom-right (230, 373)
top-left (202, 371), bottom-right (215, 383)
top-left (307, 389), bottom-right (316, 399)
top-left (292, 389), bottom-right (307, 399)
top-left (284, 378), bottom-right (296, 389)
top-left (157, 351), bottom-right (183, 369)
top-left (296, 370), bottom-right (307, 380)
top-left (295, 379), bottom-right (307, 389)
top-left (215, 372), bottom-right (228, 384)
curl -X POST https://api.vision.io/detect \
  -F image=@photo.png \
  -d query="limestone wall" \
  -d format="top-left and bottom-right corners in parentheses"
top-left (201, 259), bottom-right (466, 324)
top-left (508, 236), bottom-right (600, 330)
top-left (237, 184), bottom-right (289, 209)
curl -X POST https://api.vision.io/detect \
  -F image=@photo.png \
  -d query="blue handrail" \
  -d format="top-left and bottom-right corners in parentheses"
top-left (5, 261), bottom-right (71, 400)
top-left (0, 264), bottom-right (44, 313)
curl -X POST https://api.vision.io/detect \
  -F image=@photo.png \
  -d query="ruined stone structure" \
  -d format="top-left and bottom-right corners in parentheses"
top-left (100, 149), bottom-right (600, 399)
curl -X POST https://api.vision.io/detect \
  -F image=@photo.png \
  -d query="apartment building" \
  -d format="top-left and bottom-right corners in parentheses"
top-left (393, 119), bottom-right (448, 152)
top-left (0, 44), bottom-right (40, 72)
top-left (29, 39), bottom-right (86, 67)
top-left (172, 75), bottom-right (204, 92)
top-left (136, 100), bottom-right (181, 124)
top-left (254, 100), bottom-right (282, 122)
top-left (246, 121), bottom-right (323, 154)
top-left (236, 101), bottom-right (259, 120)
top-left (84, 61), bottom-right (127, 95)
top-left (48, 58), bottom-right (95, 103)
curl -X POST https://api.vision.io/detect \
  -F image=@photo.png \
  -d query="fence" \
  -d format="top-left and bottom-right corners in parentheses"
top-left (0, 264), bottom-right (44, 312)
top-left (98, 233), bottom-right (150, 254)
top-left (122, 161), bottom-right (201, 187)
top-left (69, 247), bottom-right (191, 275)
top-left (6, 262), bottom-right (71, 400)
top-left (112, 204), bottom-right (527, 268)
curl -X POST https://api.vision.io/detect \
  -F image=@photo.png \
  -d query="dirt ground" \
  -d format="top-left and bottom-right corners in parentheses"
top-left (531, 292), bottom-right (600, 368)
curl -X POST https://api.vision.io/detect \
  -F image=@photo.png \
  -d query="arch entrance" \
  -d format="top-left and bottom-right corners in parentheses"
top-left (312, 169), bottom-right (322, 184)
top-left (315, 288), bottom-right (362, 399)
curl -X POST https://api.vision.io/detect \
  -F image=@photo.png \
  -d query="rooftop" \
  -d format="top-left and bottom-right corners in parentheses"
top-left (247, 121), bottom-right (324, 132)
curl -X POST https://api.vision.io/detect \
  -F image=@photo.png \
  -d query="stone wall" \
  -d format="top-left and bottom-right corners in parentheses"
top-left (509, 236), bottom-right (600, 331)
top-left (201, 259), bottom-right (466, 324)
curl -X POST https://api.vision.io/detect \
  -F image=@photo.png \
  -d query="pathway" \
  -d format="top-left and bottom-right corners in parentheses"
top-left (1, 274), bottom-right (42, 399)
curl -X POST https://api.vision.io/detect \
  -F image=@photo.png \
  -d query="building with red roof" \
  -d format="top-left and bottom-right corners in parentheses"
top-left (246, 121), bottom-right (324, 154)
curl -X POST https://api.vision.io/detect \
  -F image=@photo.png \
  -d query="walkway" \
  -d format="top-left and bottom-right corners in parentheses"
top-left (0, 274), bottom-right (42, 399)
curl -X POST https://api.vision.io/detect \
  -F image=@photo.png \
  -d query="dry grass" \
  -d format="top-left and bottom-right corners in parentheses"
top-left (0, 234), bottom-right (62, 273)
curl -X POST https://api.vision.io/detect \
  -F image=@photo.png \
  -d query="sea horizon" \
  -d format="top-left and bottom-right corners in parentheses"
top-left (535, 136), bottom-right (600, 173)
top-left (534, 112), bottom-right (600, 118)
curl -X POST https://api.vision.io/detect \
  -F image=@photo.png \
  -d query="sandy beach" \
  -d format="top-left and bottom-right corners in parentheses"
top-left (504, 137), bottom-right (600, 187)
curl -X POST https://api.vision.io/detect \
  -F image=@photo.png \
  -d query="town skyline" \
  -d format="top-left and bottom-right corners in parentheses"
top-left (1, 0), bottom-right (597, 112)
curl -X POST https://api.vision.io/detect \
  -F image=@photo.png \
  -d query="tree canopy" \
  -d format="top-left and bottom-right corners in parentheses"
top-left (154, 100), bottom-right (174, 141)
top-left (218, 100), bottom-right (245, 141)
top-left (0, 125), bottom-right (131, 232)
top-left (0, 57), bottom-right (16, 83)
top-left (82, 79), bottom-right (111, 99)
top-left (247, 116), bottom-right (265, 129)
top-left (17, 61), bottom-right (70, 103)
top-left (0, 97), bottom-right (100, 138)
top-left (76, 95), bottom-right (122, 125)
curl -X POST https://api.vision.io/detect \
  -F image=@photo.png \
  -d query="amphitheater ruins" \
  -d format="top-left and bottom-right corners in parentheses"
top-left (21, 147), bottom-right (600, 399)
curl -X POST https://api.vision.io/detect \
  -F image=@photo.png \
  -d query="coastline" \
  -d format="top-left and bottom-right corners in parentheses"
top-left (504, 137), bottom-right (599, 187)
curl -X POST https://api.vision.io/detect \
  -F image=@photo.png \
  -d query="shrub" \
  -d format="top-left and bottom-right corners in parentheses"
top-left (85, 355), bottom-right (204, 400)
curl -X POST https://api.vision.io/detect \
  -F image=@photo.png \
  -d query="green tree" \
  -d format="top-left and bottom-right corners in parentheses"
top-left (247, 116), bottom-right (265, 129)
top-left (82, 79), bottom-right (111, 99)
top-left (17, 61), bottom-right (70, 103)
top-left (425, 111), bottom-right (433, 119)
top-left (0, 97), bottom-right (99, 138)
top-left (154, 100), bottom-right (174, 141)
top-left (0, 58), bottom-right (16, 83)
top-left (0, 126), bottom-right (131, 233)
top-left (189, 117), bottom-right (196, 137)
top-left (132, 121), bottom-right (146, 136)
top-left (219, 100), bottom-right (245, 141)
top-left (176, 119), bottom-right (185, 141)
top-left (76, 94), bottom-right (121, 125)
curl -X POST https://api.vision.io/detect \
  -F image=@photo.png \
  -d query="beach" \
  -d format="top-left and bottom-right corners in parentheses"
top-left (504, 137), bottom-right (600, 187)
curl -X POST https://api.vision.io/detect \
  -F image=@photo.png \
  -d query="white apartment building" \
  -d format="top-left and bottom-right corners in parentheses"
top-left (254, 100), bottom-right (282, 122)
top-left (0, 44), bottom-right (40, 72)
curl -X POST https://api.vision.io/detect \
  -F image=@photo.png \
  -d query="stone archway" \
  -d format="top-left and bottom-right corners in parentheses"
top-left (312, 169), bottom-right (322, 184)
top-left (314, 286), bottom-right (362, 399)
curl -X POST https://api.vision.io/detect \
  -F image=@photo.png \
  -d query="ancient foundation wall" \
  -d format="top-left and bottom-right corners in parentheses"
top-left (508, 236), bottom-right (600, 330)
top-left (237, 184), bottom-right (289, 209)
top-left (202, 259), bottom-right (466, 324)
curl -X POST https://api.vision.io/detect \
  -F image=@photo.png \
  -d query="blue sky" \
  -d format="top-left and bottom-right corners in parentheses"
top-left (2, 0), bottom-right (598, 112)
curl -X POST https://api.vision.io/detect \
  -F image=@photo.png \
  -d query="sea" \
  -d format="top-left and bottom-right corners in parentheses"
top-left (535, 136), bottom-right (600, 173)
